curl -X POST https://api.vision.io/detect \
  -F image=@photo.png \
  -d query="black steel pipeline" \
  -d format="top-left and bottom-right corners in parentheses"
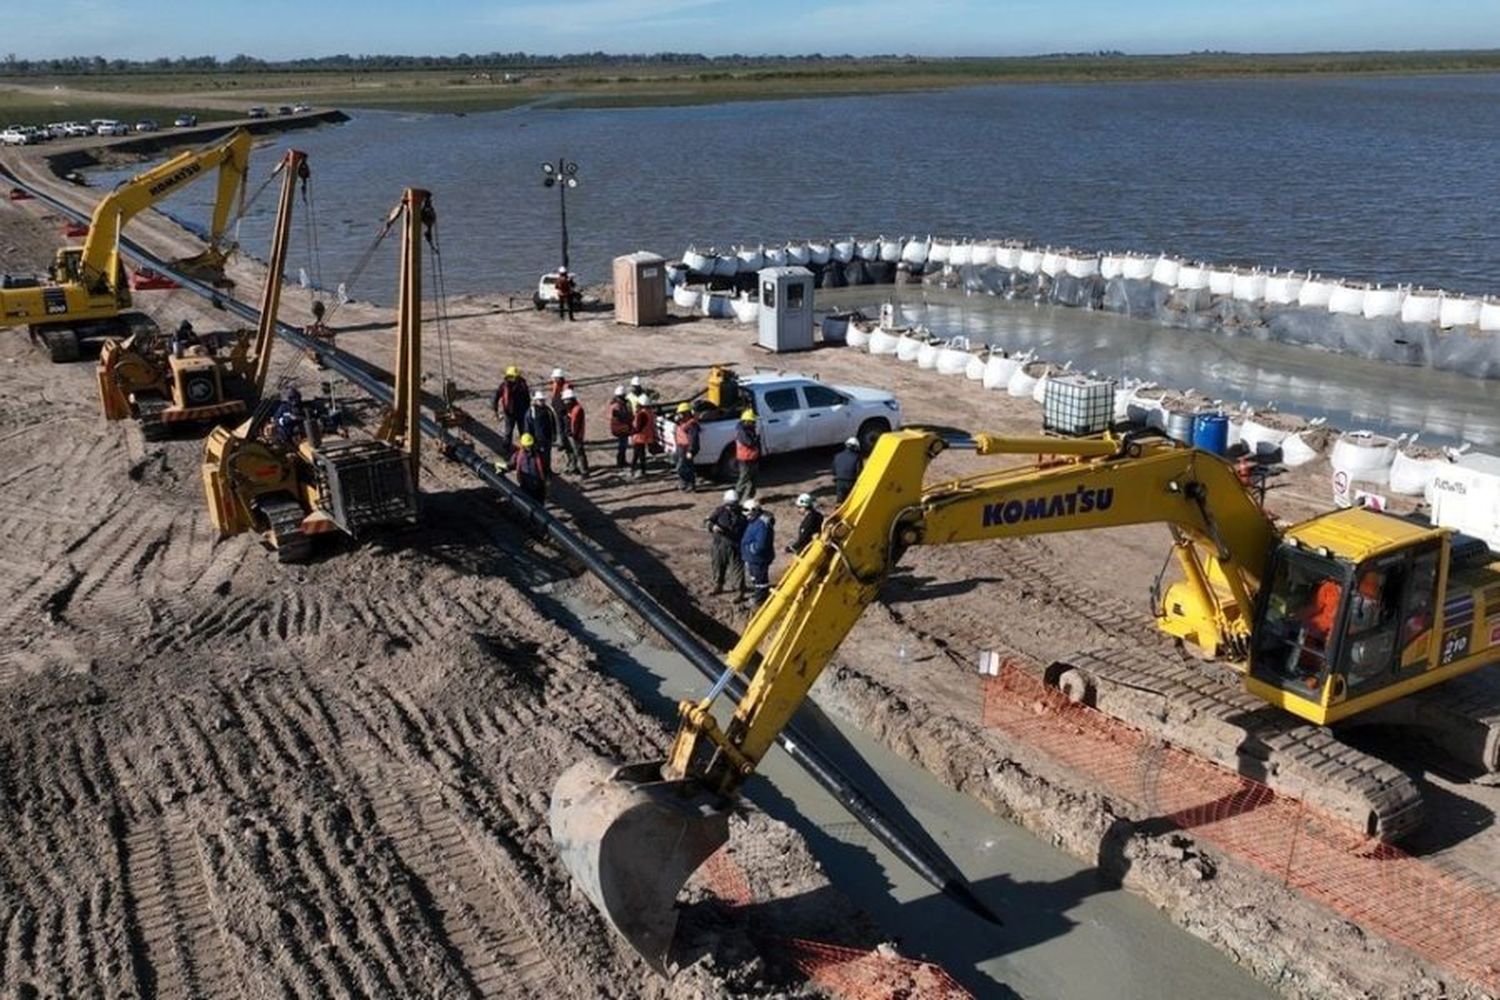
top-left (10, 170), bottom-right (998, 926)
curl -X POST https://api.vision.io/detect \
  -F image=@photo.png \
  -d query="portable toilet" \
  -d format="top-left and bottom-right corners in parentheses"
top-left (758, 266), bottom-right (815, 352)
top-left (613, 251), bottom-right (667, 326)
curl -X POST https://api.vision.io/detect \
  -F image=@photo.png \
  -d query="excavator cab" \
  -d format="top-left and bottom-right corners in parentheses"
top-left (1246, 508), bottom-right (1494, 726)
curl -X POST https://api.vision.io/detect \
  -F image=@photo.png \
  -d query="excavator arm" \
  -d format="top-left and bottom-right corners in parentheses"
top-left (552, 428), bottom-right (1277, 969)
top-left (80, 128), bottom-right (253, 291)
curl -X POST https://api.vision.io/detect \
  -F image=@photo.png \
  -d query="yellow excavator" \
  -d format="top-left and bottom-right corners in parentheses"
top-left (1, 128), bottom-right (251, 362)
top-left (97, 149), bottom-right (309, 439)
top-left (552, 428), bottom-right (1499, 970)
top-left (200, 187), bottom-right (428, 562)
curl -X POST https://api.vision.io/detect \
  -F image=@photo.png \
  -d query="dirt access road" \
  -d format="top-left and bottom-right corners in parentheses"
top-left (0, 175), bottom-right (902, 997)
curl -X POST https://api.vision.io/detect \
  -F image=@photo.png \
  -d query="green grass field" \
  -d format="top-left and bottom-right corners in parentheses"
top-left (3, 50), bottom-right (1498, 122)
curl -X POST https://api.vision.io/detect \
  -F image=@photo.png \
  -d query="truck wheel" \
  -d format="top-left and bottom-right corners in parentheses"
top-left (856, 418), bottom-right (890, 453)
top-left (714, 445), bottom-right (738, 482)
top-left (532, 293), bottom-right (546, 311)
top-left (42, 328), bottom-right (80, 363)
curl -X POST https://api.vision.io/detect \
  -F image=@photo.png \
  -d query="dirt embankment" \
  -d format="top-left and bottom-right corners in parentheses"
top-left (0, 181), bottom-right (887, 998)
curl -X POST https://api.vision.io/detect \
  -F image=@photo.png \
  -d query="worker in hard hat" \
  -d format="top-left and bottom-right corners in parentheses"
top-left (672, 401), bottom-right (701, 492)
top-left (628, 389), bottom-right (659, 479)
top-left (547, 367), bottom-right (573, 460)
top-left (607, 385), bottom-right (632, 469)
top-left (560, 387), bottom-right (589, 477)
top-left (787, 492), bottom-right (823, 554)
top-left (490, 364), bottom-right (530, 451)
top-left (704, 488), bottom-right (747, 596)
top-left (508, 431), bottom-right (549, 504)
top-left (734, 408), bottom-right (762, 499)
top-left (524, 389), bottom-right (559, 478)
top-left (832, 436), bottom-right (863, 503)
top-left (554, 266), bottom-right (575, 320)
top-left (739, 498), bottom-right (776, 606)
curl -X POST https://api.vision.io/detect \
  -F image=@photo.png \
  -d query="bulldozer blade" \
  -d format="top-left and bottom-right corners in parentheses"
top-left (549, 756), bottom-right (730, 975)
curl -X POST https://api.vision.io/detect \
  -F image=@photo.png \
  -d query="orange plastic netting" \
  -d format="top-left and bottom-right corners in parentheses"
top-left (980, 659), bottom-right (1500, 993)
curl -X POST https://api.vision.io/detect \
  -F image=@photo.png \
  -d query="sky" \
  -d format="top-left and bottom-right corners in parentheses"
top-left (8, 0), bottom-right (1500, 61)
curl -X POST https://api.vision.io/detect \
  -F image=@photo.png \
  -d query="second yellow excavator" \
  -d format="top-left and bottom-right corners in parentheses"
top-left (96, 149), bottom-right (310, 438)
top-left (2, 129), bottom-right (252, 361)
top-left (552, 428), bottom-right (1499, 971)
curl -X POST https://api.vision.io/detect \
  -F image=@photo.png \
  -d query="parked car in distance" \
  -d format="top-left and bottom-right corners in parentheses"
top-left (173, 114), bottom-right (198, 128)
top-left (0, 127), bottom-right (30, 146)
top-left (134, 119), bottom-right (158, 133)
top-left (246, 106), bottom-right (268, 119)
top-left (276, 105), bottom-right (294, 116)
top-left (292, 103), bottom-right (312, 113)
top-left (63, 122), bottom-right (94, 137)
top-left (91, 119), bottom-right (128, 136)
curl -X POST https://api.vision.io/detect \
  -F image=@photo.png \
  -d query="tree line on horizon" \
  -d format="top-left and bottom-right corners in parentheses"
top-left (1, 48), bottom-right (1495, 77)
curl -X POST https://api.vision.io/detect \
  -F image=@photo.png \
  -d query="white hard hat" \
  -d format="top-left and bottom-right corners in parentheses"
top-left (551, 367), bottom-right (565, 379)
top-left (722, 489), bottom-right (738, 503)
top-left (558, 266), bottom-right (567, 274)
top-left (795, 492), bottom-right (814, 508)
top-left (742, 497), bottom-right (761, 512)
top-left (845, 437), bottom-right (860, 449)
top-left (532, 390), bottom-right (546, 402)
top-left (613, 384), bottom-right (626, 396)
top-left (630, 375), bottom-right (643, 387)
top-left (561, 387), bottom-right (576, 401)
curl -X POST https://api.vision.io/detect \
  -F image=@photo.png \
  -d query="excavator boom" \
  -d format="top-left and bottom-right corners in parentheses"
top-left (552, 428), bottom-right (1279, 969)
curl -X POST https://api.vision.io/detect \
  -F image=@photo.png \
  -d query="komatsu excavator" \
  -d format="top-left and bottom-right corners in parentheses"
top-left (1, 129), bottom-right (251, 362)
top-left (552, 428), bottom-right (1499, 971)
top-left (97, 149), bottom-right (309, 438)
top-left (200, 187), bottom-right (428, 562)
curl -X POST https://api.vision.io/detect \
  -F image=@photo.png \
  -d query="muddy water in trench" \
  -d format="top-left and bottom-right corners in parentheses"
top-left (820, 285), bottom-right (1500, 447)
top-left (549, 591), bottom-right (1271, 1000)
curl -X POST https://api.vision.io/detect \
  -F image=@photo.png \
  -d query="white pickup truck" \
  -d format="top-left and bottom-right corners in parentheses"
top-left (659, 372), bottom-right (902, 479)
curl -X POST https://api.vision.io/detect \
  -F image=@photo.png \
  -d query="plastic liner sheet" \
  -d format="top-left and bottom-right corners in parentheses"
top-left (926, 269), bottom-right (1500, 377)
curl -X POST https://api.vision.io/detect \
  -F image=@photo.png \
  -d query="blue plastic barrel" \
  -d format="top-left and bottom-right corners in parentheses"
top-left (1192, 412), bottom-right (1230, 455)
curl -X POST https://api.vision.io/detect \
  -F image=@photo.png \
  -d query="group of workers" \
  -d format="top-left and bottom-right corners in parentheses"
top-left (706, 488), bottom-right (827, 605)
top-left (489, 364), bottom-right (869, 608)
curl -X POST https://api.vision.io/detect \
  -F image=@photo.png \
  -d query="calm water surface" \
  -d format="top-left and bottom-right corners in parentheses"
top-left (106, 73), bottom-right (1500, 298)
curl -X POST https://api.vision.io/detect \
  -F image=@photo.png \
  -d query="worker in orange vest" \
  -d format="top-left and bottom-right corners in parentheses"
top-left (607, 385), bottom-right (632, 469)
top-left (629, 395), bottom-right (658, 479)
top-left (734, 409), bottom-right (762, 499)
top-left (672, 401), bottom-right (701, 492)
top-left (560, 387), bottom-right (589, 476)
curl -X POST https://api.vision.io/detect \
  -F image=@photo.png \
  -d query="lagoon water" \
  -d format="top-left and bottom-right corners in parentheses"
top-left (95, 73), bottom-right (1500, 443)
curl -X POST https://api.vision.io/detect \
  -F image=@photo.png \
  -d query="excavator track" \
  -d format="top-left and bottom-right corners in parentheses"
top-left (258, 498), bottom-right (311, 564)
top-left (1047, 646), bottom-right (1425, 842)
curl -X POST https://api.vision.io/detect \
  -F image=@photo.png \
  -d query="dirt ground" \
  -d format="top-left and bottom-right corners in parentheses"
top-left (0, 156), bottom-right (897, 999)
top-left (6, 127), bottom-right (1500, 999)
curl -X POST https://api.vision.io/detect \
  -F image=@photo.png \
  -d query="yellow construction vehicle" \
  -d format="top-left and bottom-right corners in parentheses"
top-left (552, 428), bottom-right (1499, 969)
top-left (1, 129), bottom-right (252, 362)
top-left (97, 149), bottom-right (310, 438)
top-left (200, 187), bottom-right (429, 562)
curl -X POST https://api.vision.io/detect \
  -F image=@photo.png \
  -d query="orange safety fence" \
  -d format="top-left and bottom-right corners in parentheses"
top-left (980, 658), bottom-right (1500, 994)
top-left (697, 848), bottom-right (975, 999)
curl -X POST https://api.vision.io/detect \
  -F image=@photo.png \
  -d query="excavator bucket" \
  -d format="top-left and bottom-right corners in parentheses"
top-left (549, 756), bottom-right (730, 974)
top-left (171, 247), bottom-right (235, 288)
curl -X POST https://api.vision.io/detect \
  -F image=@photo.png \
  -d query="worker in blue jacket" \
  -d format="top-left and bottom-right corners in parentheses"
top-left (739, 498), bottom-right (775, 606)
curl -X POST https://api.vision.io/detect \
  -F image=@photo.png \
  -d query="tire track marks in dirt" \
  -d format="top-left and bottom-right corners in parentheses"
top-left (123, 816), bottom-right (231, 1000)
